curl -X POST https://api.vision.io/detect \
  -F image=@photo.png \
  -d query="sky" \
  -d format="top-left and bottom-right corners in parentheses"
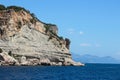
top-left (0, 0), bottom-right (120, 59)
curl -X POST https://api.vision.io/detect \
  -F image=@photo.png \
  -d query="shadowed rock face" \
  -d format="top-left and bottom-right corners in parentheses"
top-left (0, 55), bottom-right (4, 61)
top-left (65, 38), bottom-right (71, 49)
top-left (0, 5), bottom-right (84, 66)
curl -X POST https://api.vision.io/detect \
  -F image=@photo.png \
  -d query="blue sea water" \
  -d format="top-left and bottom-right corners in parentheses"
top-left (0, 64), bottom-right (120, 80)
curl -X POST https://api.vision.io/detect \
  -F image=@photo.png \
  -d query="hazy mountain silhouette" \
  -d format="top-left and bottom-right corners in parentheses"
top-left (72, 53), bottom-right (120, 64)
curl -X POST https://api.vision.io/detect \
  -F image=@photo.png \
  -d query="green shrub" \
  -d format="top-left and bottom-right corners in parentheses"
top-left (30, 19), bottom-right (34, 24)
top-left (7, 6), bottom-right (30, 13)
top-left (30, 13), bottom-right (38, 23)
top-left (30, 13), bottom-right (36, 19)
top-left (30, 13), bottom-right (40, 22)
top-left (17, 21), bottom-right (22, 29)
top-left (44, 23), bottom-right (56, 33)
top-left (8, 51), bottom-right (12, 56)
top-left (0, 48), bottom-right (3, 53)
top-left (0, 4), bottom-right (6, 10)
top-left (59, 36), bottom-right (63, 40)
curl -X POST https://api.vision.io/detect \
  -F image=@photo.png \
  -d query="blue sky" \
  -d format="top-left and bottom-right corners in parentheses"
top-left (1, 0), bottom-right (120, 59)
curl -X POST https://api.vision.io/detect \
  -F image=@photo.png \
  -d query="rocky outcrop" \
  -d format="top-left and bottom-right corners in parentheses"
top-left (0, 5), bottom-right (84, 66)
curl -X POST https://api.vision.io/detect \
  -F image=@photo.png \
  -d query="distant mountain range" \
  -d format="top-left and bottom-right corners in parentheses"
top-left (72, 53), bottom-right (120, 64)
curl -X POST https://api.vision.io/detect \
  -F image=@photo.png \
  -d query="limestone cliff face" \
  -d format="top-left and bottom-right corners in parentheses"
top-left (0, 5), bottom-right (84, 66)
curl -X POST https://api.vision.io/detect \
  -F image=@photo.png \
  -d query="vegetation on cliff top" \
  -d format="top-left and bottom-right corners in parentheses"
top-left (0, 4), bottom-right (70, 46)
top-left (0, 4), bottom-right (56, 28)
top-left (0, 4), bottom-right (6, 10)
top-left (0, 4), bottom-right (29, 12)
top-left (0, 4), bottom-right (40, 23)
top-left (0, 4), bottom-right (57, 36)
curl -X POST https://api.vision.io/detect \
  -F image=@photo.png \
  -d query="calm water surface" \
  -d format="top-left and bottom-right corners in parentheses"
top-left (0, 64), bottom-right (120, 80)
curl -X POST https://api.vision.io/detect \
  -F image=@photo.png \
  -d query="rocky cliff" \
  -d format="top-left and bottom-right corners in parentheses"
top-left (0, 5), bottom-right (84, 66)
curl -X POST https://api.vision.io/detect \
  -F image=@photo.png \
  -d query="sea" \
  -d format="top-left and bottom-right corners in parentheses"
top-left (0, 64), bottom-right (120, 80)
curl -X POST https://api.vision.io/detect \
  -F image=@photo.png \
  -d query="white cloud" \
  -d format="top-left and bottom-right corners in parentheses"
top-left (67, 28), bottom-right (75, 34)
top-left (80, 43), bottom-right (91, 47)
top-left (79, 31), bottom-right (84, 35)
top-left (80, 43), bottom-right (101, 47)
top-left (95, 44), bottom-right (101, 47)
top-left (67, 29), bottom-right (84, 35)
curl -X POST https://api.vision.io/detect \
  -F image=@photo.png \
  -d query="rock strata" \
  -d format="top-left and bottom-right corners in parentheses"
top-left (0, 5), bottom-right (84, 66)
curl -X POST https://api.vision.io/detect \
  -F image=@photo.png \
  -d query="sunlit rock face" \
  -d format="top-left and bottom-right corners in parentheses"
top-left (0, 5), bottom-right (84, 66)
